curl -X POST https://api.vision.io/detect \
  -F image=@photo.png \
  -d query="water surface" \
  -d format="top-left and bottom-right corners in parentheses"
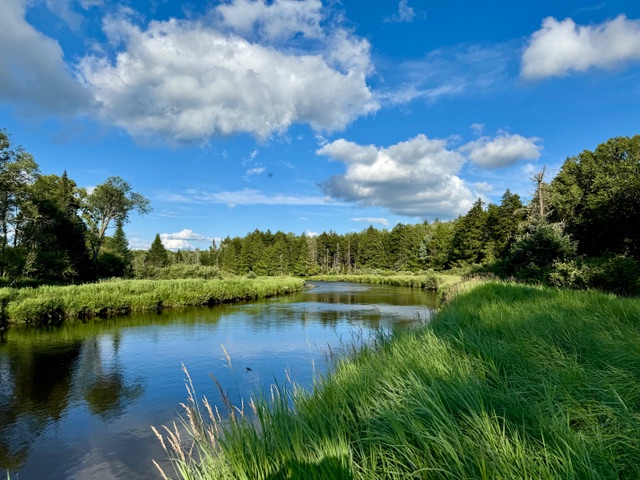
top-left (0, 281), bottom-right (436, 479)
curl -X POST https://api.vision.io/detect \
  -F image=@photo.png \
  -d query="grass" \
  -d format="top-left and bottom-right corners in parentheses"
top-left (1, 277), bottom-right (305, 326)
top-left (308, 273), bottom-right (461, 291)
top-left (156, 281), bottom-right (640, 479)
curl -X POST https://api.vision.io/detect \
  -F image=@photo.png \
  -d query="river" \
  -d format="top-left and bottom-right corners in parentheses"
top-left (0, 281), bottom-right (436, 479)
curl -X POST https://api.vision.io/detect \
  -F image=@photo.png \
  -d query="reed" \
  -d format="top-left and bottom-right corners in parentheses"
top-left (3, 277), bottom-right (305, 326)
top-left (156, 281), bottom-right (640, 479)
top-left (308, 273), bottom-right (461, 290)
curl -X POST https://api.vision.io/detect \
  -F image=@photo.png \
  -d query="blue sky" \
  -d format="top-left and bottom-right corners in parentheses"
top-left (1, 0), bottom-right (640, 250)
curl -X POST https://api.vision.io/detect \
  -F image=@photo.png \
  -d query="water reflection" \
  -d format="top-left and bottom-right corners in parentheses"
top-left (0, 282), bottom-right (436, 478)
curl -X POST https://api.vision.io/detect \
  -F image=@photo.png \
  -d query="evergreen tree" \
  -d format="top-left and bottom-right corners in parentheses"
top-left (112, 219), bottom-right (133, 275)
top-left (21, 174), bottom-right (91, 281)
top-left (358, 226), bottom-right (388, 269)
top-left (146, 234), bottom-right (169, 268)
top-left (450, 199), bottom-right (489, 265)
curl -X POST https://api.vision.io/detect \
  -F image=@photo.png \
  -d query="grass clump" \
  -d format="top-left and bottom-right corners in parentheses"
top-left (3, 277), bottom-right (305, 326)
top-left (157, 281), bottom-right (640, 479)
top-left (308, 273), bottom-right (460, 290)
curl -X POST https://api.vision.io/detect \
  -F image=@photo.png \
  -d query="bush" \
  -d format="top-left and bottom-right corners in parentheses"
top-left (587, 256), bottom-right (640, 296)
top-left (549, 256), bottom-right (640, 296)
top-left (506, 220), bottom-right (577, 282)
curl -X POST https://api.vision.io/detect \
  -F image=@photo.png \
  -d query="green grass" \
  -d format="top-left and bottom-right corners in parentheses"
top-left (156, 281), bottom-right (640, 479)
top-left (308, 273), bottom-right (461, 291)
top-left (1, 277), bottom-right (305, 326)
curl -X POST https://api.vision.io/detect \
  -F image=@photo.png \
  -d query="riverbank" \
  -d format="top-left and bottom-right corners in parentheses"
top-left (157, 281), bottom-right (640, 479)
top-left (0, 277), bottom-right (306, 326)
top-left (308, 273), bottom-right (461, 290)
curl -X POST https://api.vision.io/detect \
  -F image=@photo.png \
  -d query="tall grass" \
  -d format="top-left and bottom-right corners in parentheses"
top-left (308, 273), bottom-right (461, 290)
top-left (156, 281), bottom-right (640, 479)
top-left (2, 277), bottom-right (305, 326)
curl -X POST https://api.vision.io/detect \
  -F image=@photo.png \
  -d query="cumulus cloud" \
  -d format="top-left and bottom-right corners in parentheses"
top-left (461, 132), bottom-right (542, 168)
top-left (521, 15), bottom-right (640, 79)
top-left (351, 217), bottom-right (389, 226)
top-left (318, 135), bottom-right (474, 218)
top-left (0, 0), bottom-right (91, 114)
top-left (384, 0), bottom-right (416, 23)
top-left (78, 3), bottom-right (377, 142)
top-left (214, 0), bottom-right (324, 41)
top-left (160, 229), bottom-right (210, 250)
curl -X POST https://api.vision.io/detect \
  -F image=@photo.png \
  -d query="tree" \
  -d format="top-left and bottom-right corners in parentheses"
top-left (450, 199), bottom-right (489, 266)
top-left (486, 190), bottom-right (525, 259)
top-left (357, 226), bottom-right (388, 270)
top-left (82, 176), bottom-right (151, 273)
top-left (0, 129), bottom-right (39, 277)
top-left (97, 219), bottom-right (133, 277)
top-left (20, 173), bottom-right (91, 281)
top-left (419, 220), bottom-right (455, 270)
top-left (549, 135), bottom-right (640, 259)
top-left (146, 234), bottom-right (169, 268)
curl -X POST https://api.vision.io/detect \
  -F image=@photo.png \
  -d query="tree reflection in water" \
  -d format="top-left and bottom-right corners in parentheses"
top-left (0, 329), bottom-right (144, 470)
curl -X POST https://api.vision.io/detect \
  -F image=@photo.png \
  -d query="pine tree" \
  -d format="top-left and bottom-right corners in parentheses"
top-left (146, 234), bottom-right (169, 268)
top-left (111, 219), bottom-right (132, 276)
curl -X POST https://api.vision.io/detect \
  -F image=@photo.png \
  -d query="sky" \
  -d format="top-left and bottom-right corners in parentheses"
top-left (1, 0), bottom-right (640, 250)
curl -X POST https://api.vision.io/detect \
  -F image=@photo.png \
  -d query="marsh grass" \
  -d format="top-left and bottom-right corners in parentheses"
top-left (3, 277), bottom-right (305, 326)
top-left (308, 273), bottom-right (460, 290)
top-left (156, 281), bottom-right (640, 479)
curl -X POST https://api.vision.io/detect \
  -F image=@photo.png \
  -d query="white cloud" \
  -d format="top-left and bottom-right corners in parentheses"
top-left (161, 229), bottom-right (208, 241)
top-left (384, 0), bottom-right (416, 23)
top-left (45, 0), bottom-right (84, 31)
top-left (78, 4), bottom-right (377, 142)
top-left (318, 135), bottom-right (474, 219)
top-left (461, 132), bottom-right (542, 168)
top-left (214, 0), bottom-right (324, 41)
top-left (351, 217), bottom-right (389, 226)
top-left (160, 229), bottom-right (210, 250)
top-left (473, 181), bottom-right (493, 194)
top-left (0, 0), bottom-right (91, 114)
top-left (470, 123), bottom-right (485, 135)
top-left (165, 188), bottom-right (339, 207)
top-left (521, 15), bottom-right (640, 79)
top-left (305, 230), bottom-right (319, 237)
top-left (129, 236), bottom-right (151, 250)
top-left (379, 43), bottom-right (514, 107)
top-left (246, 167), bottom-right (266, 175)
top-left (161, 238), bottom-right (194, 250)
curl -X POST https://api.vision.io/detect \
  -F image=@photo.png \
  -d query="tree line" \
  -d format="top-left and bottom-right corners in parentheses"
top-left (3, 128), bottom-right (638, 294)
top-left (0, 129), bottom-right (149, 284)
top-left (145, 135), bottom-right (638, 294)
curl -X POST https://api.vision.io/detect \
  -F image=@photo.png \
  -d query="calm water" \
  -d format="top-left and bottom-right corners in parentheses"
top-left (0, 282), bottom-right (436, 479)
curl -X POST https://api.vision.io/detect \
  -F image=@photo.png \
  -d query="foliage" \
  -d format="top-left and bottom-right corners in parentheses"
top-left (549, 135), bottom-right (640, 259)
top-left (504, 218), bottom-right (577, 282)
top-left (550, 255), bottom-right (640, 296)
top-left (157, 282), bottom-right (640, 479)
top-left (82, 176), bottom-right (151, 270)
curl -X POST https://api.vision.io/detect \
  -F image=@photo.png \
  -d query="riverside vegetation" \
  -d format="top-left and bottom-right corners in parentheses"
top-left (0, 277), bottom-right (305, 326)
top-left (156, 280), bottom-right (640, 479)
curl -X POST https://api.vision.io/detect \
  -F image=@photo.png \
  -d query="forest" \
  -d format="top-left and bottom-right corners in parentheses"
top-left (1, 128), bottom-right (639, 295)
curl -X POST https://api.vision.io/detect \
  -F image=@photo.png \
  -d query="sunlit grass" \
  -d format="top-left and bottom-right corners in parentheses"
top-left (308, 273), bottom-right (461, 290)
top-left (157, 281), bottom-right (640, 479)
top-left (2, 277), bottom-right (305, 326)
